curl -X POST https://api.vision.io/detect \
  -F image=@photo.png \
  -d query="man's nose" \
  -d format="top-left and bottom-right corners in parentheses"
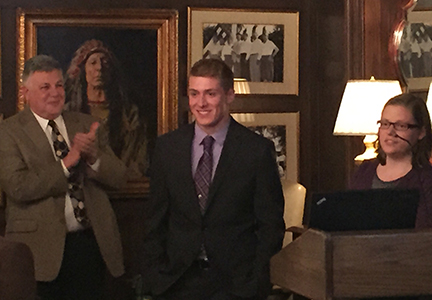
top-left (95, 60), bottom-right (102, 71)
top-left (50, 86), bottom-right (63, 96)
top-left (197, 95), bottom-right (208, 106)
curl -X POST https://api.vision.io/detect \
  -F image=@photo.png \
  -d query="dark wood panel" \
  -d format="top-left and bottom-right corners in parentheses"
top-left (364, 0), bottom-right (408, 80)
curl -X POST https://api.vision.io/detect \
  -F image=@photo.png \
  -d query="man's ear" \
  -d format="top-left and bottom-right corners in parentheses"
top-left (227, 88), bottom-right (235, 104)
top-left (20, 85), bottom-right (28, 103)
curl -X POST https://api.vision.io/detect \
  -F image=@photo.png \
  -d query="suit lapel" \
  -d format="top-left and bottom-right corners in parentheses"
top-left (62, 111), bottom-right (83, 142)
top-left (206, 119), bottom-right (242, 209)
top-left (19, 107), bottom-right (56, 163)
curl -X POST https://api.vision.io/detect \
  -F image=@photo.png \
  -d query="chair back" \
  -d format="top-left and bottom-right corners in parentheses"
top-left (282, 181), bottom-right (306, 247)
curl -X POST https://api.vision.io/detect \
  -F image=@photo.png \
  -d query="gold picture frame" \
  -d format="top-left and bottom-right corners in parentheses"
top-left (16, 8), bottom-right (179, 198)
top-left (188, 7), bottom-right (299, 95)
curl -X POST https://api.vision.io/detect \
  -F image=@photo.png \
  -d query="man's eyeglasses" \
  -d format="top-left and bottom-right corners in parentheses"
top-left (377, 120), bottom-right (420, 131)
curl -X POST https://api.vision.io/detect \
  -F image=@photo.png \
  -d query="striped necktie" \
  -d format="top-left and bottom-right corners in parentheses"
top-left (194, 135), bottom-right (215, 214)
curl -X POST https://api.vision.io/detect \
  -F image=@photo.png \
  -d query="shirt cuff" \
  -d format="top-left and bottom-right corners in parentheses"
top-left (88, 158), bottom-right (101, 172)
top-left (60, 160), bottom-right (70, 177)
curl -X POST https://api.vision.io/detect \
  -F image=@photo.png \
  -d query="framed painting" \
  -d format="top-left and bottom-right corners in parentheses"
top-left (188, 7), bottom-right (299, 95)
top-left (231, 113), bottom-right (299, 183)
top-left (16, 8), bottom-right (178, 198)
top-left (393, 0), bottom-right (432, 91)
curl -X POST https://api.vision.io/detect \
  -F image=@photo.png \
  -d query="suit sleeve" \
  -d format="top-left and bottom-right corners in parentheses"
top-left (0, 123), bottom-right (68, 203)
top-left (253, 140), bottom-right (285, 296)
top-left (140, 137), bottom-right (169, 293)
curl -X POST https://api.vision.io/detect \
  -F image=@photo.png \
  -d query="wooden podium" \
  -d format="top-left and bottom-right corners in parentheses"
top-left (270, 228), bottom-right (432, 300)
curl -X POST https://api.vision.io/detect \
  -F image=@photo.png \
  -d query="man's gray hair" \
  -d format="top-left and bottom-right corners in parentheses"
top-left (22, 55), bottom-right (63, 84)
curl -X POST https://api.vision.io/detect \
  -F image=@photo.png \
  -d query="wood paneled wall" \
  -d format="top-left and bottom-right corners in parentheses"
top-left (0, 0), bottom-right (349, 192)
top-left (0, 0), bottom-right (408, 297)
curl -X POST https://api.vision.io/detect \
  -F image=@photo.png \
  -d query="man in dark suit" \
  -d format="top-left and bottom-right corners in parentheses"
top-left (142, 58), bottom-right (285, 299)
top-left (0, 55), bottom-right (126, 300)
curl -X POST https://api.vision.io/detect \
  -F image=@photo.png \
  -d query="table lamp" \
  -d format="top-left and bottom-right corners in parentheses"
top-left (333, 77), bottom-right (402, 162)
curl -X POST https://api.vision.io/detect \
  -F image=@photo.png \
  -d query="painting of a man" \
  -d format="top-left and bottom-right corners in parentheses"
top-left (65, 39), bottom-right (147, 179)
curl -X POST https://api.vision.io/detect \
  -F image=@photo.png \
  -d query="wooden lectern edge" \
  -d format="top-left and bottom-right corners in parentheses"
top-left (271, 228), bottom-right (432, 300)
top-left (286, 225), bottom-right (307, 240)
top-left (271, 228), bottom-right (330, 300)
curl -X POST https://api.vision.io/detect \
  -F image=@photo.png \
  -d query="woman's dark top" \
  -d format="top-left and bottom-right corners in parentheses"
top-left (350, 159), bottom-right (432, 229)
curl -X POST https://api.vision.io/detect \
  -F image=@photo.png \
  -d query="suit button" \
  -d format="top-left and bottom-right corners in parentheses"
top-left (198, 194), bottom-right (203, 199)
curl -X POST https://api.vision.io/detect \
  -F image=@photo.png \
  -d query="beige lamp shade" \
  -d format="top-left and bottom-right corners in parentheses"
top-left (426, 81), bottom-right (432, 118)
top-left (334, 78), bottom-right (403, 136)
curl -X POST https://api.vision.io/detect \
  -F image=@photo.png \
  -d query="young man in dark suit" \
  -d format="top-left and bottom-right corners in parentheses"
top-left (142, 58), bottom-right (285, 299)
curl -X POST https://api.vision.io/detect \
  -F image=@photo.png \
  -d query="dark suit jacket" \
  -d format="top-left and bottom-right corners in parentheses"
top-left (0, 107), bottom-right (126, 281)
top-left (0, 236), bottom-right (36, 300)
top-left (142, 118), bottom-right (285, 298)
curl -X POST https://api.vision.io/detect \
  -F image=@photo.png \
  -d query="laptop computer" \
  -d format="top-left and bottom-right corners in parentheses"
top-left (304, 188), bottom-right (420, 232)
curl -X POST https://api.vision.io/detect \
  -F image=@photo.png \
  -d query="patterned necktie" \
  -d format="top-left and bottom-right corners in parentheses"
top-left (194, 135), bottom-right (215, 214)
top-left (48, 120), bottom-right (90, 226)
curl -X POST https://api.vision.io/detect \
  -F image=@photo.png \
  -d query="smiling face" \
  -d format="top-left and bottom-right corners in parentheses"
top-left (22, 70), bottom-right (65, 120)
top-left (188, 76), bottom-right (235, 135)
top-left (378, 104), bottom-right (426, 159)
top-left (85, 52), bottom-right (110, 88)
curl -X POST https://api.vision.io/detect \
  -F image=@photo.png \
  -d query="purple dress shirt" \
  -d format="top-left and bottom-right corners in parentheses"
top-left (192, 121), bottom-right (229, 179)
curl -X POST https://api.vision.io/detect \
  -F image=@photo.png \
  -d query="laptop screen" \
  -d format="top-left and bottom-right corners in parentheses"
top-left (304, 188), bottom-right (420, 232)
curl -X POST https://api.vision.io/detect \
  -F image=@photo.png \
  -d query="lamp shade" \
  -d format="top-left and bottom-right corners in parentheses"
top-left (334, 79), bottom-right (402, 136)
top-left (426, 81), bottom-right (432, 117)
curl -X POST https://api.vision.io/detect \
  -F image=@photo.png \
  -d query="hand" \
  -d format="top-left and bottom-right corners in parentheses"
top-left (74, 122), bottom-right (100, 165)
top-left (64, 122), bottom-right (100, 168)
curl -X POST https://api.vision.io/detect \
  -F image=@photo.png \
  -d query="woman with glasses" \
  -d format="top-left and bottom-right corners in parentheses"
top-left (350, 93), bottom-right (432, 228)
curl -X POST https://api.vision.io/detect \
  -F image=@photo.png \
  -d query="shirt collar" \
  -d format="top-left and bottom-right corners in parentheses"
top-left (31, 110), bottom-right (64, 131)
top-left (194, 118), bottom-right (230, 146)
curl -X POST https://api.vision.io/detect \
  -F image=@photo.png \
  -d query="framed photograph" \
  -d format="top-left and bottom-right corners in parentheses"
top-left (188, 7), bottom-right (299, 95)
top-left (16, 8), bottom-right (178, 197)
top-left (413, 0), bottom-right (432, 10)
top-left (393, 2), bottom-right (432, 91)
top-left (231, 113), bottom-right (299, 183)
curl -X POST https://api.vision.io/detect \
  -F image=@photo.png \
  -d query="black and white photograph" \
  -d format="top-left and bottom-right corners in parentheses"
top-left (413, 0), bottom-right (432, 10)
top-left (398, 22), bottom-right (432, 79)
top-left (231, 113), bottom-right (299, 183)
top-left (396, 1), bottom-right (432, 91)
top-left (202, 23), bottom-right (283, 83)
top-left (189, 7), bottom-right (299, 95)
top-left (248, 125), bottom-right (287, 177)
